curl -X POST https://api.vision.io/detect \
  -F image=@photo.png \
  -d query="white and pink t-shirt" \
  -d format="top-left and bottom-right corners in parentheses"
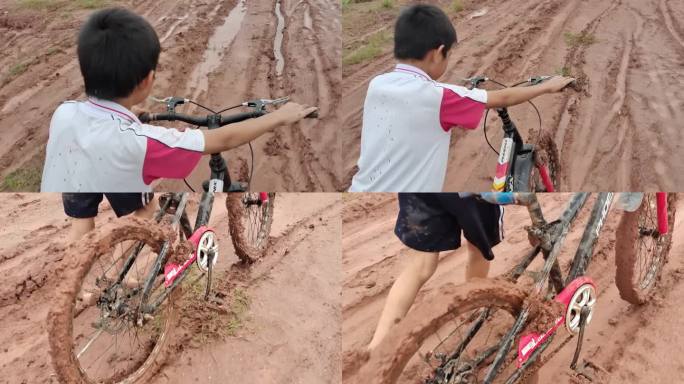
top-left (349, 64), bottom-right (487, 192)
top-left (41, 98), bottom-right (204, 192)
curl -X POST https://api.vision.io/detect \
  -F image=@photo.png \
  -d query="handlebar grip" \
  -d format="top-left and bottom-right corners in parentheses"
top-left (220, 111), bottom-right (264, 125)
top-left (139, 112), bottom-right (153, 123)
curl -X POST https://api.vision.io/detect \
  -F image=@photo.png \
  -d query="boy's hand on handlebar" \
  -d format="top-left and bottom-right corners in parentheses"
top-left (273, 102), bottom-right (318, 125)
top-left (543, 76), bottom-right (576, 93)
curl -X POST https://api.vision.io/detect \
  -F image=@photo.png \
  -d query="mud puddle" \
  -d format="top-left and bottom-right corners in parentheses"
top-left (187, 0), bottom-right (247, 101)
top-left (274, 0), bottom-right (286, 77)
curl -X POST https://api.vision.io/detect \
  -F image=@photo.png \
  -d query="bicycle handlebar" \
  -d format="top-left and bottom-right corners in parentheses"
top-left (464, 75), bottom-right (574, 90)
top-left (139, 111), bottom-right (265, 126)
top-left (139, 96), bottom-right (318, 127)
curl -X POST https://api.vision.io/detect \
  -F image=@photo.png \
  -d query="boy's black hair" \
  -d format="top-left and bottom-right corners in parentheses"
top-left (77, 8), bottom-right (160, 100)
top-left (394, 4), bottom-right (457, 60)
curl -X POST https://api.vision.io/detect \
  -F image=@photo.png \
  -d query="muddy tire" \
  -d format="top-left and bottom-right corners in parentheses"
top-left (48, 218), bottom-right (179, 384)
top-left (615, 193), bottom-right (677, 305)
top-left (227, 192), bottom-right (276, 263)
top-left (532, 132), bottom-right (561, 192)
top-left (357, 279), bottom-right (544, 384)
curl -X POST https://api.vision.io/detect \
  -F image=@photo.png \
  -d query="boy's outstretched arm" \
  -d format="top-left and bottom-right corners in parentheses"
top-left (202, 102), bottom-right (317, 154)
top-left (485, 76), bottom-right (575, 108)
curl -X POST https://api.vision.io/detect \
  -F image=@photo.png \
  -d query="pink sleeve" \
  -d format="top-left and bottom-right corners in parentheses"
top-left (439, 88), bottom-right (486, 131)
top-left (142, 138), bottom-right (202, 184)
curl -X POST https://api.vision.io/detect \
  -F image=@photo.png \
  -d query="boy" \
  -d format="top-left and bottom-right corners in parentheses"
top-left (349, 4), bottom-right (574, 192)
top-left (41, 8), bottom-right (316, 192)
top-left (367, 193), bottom-right (503, 350)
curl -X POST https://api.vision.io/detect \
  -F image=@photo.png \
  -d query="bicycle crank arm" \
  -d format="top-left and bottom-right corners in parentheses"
top-left (570, 305), bottom-right (592, 370)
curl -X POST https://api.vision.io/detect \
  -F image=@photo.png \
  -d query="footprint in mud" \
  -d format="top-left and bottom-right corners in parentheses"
top-left (22, 224), bottom-right (59, 241)
top-left (17, 198), bottom-right (40, 208)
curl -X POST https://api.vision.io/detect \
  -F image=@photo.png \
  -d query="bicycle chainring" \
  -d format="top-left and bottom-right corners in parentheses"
top-left (196, 231), bottom-right (219, 272)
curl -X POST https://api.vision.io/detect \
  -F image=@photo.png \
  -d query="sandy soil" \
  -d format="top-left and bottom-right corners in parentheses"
top-left (0, 0), bottom-right (341, 192)
top-left (341, 0), bottom-right (684, 191)
top-left (341, 193), bottom-right (684, 383)
top-left (0, 192), bottom-right (341, 384)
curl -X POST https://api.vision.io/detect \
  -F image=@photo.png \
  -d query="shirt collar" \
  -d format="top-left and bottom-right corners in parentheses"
top-left (85, 97), bottom-right (141, 124)
top-left (394, 63), bottom-right (432, 80)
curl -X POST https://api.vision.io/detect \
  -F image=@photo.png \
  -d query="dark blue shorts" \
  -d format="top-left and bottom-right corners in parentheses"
top-left (62, 193), bottom-right (154, 218)
top-left (395, 193), bottom-right (503, 260)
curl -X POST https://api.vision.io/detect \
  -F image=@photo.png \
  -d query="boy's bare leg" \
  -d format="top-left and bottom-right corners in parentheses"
top-left (465, 241), bottom-right (490, 281)
top-left (133, 197), bottom-right (157, 220)
top-left (368, 248), bottom-right (439, 351)
top-left (66, 217), bottom-right (95, 244)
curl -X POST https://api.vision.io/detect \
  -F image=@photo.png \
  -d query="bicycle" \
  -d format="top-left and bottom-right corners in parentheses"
top-left (357, 192), bottom-right (676, 383)
top-left (464, 76), bottom-right (573, 193)
top-left (139, 95), bottom-right (318, 192)
top-left (47, 188), bottom-right (276, 383)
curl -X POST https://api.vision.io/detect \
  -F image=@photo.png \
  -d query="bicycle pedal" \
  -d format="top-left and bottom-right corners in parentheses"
top-left (572, 360), bottom-right (609, 383)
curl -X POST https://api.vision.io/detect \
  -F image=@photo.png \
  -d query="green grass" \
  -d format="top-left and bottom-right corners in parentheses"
top-left (343, 30), bottom-right (392, 66)
top-left (563, 31), bottom-right (597, 47)
top-left (73, 0), bottom-right (109, 9)
top-left (225, 288), bottom-right (250, 336)
top-left (1, 167), bottom-right (42, 192)
top-left (17, 0), bottom-right (55, 9)
top-left (381, 0), bottom-right (394, 8)
top-left (555, 67), bottom-right (572, 77)
top-left (17, 0), bottom-right (109, 10)
top-left (451, 0), bottom-right (464, 12)
top-left (8, 62), bottom-right (28, 77)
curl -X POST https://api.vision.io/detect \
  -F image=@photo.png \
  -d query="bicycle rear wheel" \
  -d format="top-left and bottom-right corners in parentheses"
top-left (48, 218), bottom-right (179, 384)
top-left (227, 192), bottom-right (276, 263)
top-left (532, 132), bottom-right (560, 192)
top-left (356, 280), bottom-right (542, 384)
top-left (614, 193), bottom-right (677, 304)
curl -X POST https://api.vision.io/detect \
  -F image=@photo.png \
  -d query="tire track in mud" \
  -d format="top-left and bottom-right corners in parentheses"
top-left (267, 0), bottom-right (341, 191)
top-left (555, 0), bottom-right (632, 190)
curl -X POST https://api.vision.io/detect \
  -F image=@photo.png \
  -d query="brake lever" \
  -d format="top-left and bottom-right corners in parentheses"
top-left (243, 97), bottom-right (291, 112)
top-left (150, 96), bottom-right (188, 112)
top-left (463, 76), bottom-right (488, 90)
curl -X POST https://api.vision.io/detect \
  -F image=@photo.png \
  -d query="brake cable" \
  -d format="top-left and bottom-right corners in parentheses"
top-left (480, 79), bottom-right (543, 156)
top-left (183, 100), bottom-right (258, 193)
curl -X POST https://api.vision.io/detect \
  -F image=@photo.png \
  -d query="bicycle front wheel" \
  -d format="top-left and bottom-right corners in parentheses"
top-left (227, 192), bottom-right (276, 263)
top-left (614, 193), bottom-right (677, 304)
top-left (356, 279), bottom-right (542, 384)
top-left (48, 218), bottom-right (179, 384)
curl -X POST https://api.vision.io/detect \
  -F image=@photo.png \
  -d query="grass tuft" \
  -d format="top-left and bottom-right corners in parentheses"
top-left (1, 167), bottom-right (42, 192)
top-left (343, 30), bottom-right (391, 66)
top-left (563, 31), bottom-right (596, 47)
top-left (381, 0), bottom-right (394, 9)
top-left (451, 0), bottom-right (464, 13)
top-left (17, 0), bottom-right (109, 10)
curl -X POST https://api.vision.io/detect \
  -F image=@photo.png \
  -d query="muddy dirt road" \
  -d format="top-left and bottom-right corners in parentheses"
top-left (342, 0), bottom-right (684, 191)
top-left (0, 0), bottom-right (341, 191)
top-left (0, 192), bottom-right (341, 384)
top-left (342, 193), bottom-right (684, 383)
